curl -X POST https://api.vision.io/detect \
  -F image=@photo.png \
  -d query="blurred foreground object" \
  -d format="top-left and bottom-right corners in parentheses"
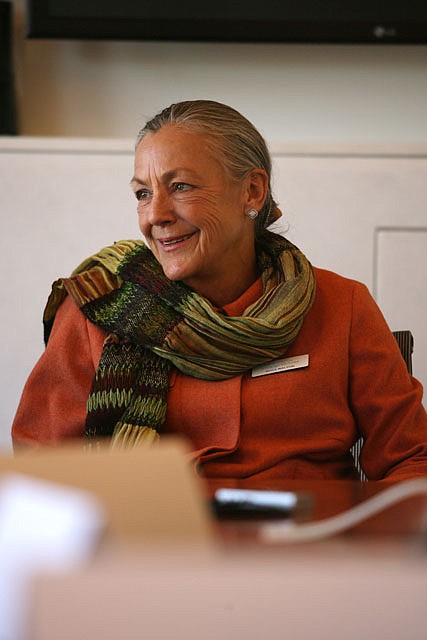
top-left (0, 474), bottom-right (105, 640)
top-left (0, 439), bottom-right (215, 639)
top-left (29, 544), bottom-right (427, 640)
top-left (0, 439), bottom-right (214, 546)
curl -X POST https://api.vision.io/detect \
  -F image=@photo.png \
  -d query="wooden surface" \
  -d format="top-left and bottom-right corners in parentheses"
top-left (205, 478), bottom-right (427, 544)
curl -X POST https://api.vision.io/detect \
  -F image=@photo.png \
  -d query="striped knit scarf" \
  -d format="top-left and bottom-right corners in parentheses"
top-left (44, 235), bottom-right (315, 447)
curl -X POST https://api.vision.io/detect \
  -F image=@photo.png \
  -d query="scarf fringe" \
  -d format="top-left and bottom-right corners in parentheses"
top-left (111, 423), bottom-right (160, 448)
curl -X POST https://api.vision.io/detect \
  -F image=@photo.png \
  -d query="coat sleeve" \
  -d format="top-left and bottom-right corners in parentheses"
top-left (12, 296), bottom-right (105, 446)
top-left (348, 282), bottom-right (427, 480)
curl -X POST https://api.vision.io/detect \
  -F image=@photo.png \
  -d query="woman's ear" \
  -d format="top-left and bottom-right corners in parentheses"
top-left (244, 168), bottom-right (269, 212)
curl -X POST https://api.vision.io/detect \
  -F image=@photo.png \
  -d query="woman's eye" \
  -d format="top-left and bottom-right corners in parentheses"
top-left (174, 182), bottom-right (192, 192)
top-left (135, 189), bottom-right (150, 201)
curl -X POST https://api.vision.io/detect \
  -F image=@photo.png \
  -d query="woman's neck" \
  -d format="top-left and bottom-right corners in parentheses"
top-left (194, 268), bottom-right (260, 308)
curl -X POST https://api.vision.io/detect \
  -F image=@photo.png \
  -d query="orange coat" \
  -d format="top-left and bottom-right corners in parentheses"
top-left (12, 267), bottom-right (427, 481)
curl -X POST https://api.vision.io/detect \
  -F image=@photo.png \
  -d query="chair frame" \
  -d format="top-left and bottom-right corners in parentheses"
top-left (350, 330), bottom-right (414, 481)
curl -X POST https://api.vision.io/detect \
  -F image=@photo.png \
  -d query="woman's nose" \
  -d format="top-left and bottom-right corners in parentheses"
top-left (145, 191), bottom-right (176, 226)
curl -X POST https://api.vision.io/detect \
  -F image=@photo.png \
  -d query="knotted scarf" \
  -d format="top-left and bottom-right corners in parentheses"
top-left (44, 234), bottom-right (315, 447)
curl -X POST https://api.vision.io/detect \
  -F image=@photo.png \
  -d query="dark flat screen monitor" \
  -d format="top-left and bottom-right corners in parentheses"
top-left (26, 1), bottom-right (427, 44)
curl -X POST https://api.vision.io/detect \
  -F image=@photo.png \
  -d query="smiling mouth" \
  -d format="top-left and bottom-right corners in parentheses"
top-left (159, 233), bottom-right (195, 247)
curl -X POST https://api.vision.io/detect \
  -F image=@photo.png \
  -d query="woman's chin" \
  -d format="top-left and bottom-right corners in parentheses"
top-left (160, 262), bottom-right (190, 283)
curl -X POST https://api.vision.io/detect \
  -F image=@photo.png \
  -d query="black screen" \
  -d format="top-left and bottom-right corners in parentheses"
top-left (26, 0), bottom-right (427, 43)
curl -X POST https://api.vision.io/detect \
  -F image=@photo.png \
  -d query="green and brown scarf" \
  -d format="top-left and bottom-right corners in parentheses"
top-left (44, 234), bottom-right (315, 447)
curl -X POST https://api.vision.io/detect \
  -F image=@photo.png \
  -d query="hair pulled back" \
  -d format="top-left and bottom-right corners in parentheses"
top-left (136, 100), bottom-right (279, 241)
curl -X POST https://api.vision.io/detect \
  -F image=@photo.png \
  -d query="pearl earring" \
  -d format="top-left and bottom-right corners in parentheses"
top-left (246, 209), bottom-right (259, 220)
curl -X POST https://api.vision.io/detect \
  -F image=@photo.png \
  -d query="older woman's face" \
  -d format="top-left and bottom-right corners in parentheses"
top-left (132, 124), bottom-right (265, 305)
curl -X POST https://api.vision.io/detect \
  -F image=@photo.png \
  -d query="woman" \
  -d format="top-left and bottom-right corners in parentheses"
top-left (12, 100), bottom-right (427, 481)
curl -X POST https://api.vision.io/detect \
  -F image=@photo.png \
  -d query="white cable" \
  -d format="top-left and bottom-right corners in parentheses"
top-left (261, 477), bottom-right (427, 543)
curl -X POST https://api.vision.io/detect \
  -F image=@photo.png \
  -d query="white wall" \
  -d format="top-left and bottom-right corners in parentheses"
top-left (11, 1), bottom-right (427, 144)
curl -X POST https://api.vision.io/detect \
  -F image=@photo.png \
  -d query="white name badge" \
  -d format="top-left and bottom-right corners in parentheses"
top-left (251, 354), bottom-right (309, 378)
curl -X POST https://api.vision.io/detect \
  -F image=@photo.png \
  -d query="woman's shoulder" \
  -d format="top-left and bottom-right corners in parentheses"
top-left (70, 239), bottom-right (144, 277)
top-left (311, 266), bottom-right (377, 319)
top-left (313, 266), bottom-right (372, 299)
top-left (313, 266), bottom-right (367, 290)
top-left (44, 239), bottom-right (145, 341)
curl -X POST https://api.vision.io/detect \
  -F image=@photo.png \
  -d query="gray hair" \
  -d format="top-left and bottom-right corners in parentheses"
top-left (136, 100), bottom-right (279, 239)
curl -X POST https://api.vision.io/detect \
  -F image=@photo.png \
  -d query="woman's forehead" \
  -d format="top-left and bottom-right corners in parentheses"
top-left (133, 130), bottom-right (229, 186)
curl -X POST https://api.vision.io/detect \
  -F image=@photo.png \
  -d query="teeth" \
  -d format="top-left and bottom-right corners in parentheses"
top-left (162, 234), bottom-right (192, 246)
